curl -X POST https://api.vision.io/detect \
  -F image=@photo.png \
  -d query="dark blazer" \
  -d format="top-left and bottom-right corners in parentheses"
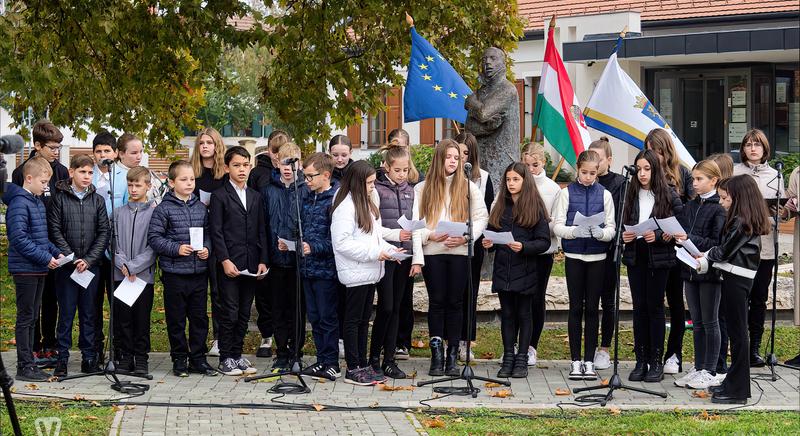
top-left (48, 180), bottom-right (110, 268)
top-left (209, 181), bottom-right (269, 272)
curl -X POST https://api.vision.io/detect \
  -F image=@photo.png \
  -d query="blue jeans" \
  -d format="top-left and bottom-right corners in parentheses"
top-left (55, 265), bottom-right (99, 362)
top-left (303, 278), bottom-right (339, 366)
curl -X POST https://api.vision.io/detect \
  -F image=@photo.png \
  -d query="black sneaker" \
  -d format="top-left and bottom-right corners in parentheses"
top-left (309, 364), bottom-right (340, 381)
top-left (81, 359), bottom-right (101, 374)
top-left (173, 359), bottom-right (189, 377)
top-left (218, 357), bottom-right (243, 376)
top-left (302, 362), bottom-right (325, 376)
top-left (365, 366), bottom-right (386, 384)
top-left (16, 365), bottom-right (50, 382)
top-left (189, 360), bottom-right (218, 376)
top-left (382, 362), bottom-right (407, 380)
top-left (53, 360), bottom-right (68, 378)
top-left (256, 338), bottom-right (273, 358)
top-left (133, 356), bottom-right (149, 376)
top-left (272, 357), bottom-right (290, 372)
top-left (344, 367), bottom-right (376, 386)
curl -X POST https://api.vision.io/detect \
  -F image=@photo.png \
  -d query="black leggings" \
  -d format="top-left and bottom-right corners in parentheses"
top-left (530, 254), bottom-right (553, 349)
top-left (685, 281), bottom-right (721, 372)
top-left (628, 261), bottom-right (669, 362)
top-left (720, 272), bottom-right (753, 399)
top-left (422, 254), bottom-right (468, 343)
top-left (565, 258), bottom-right (604, 362)
top-left (343, 284), bottom-right (375, 369)
top-left (748, 259), bottom-right (775, 353)
top-left (370, 260), bottom-right (412, 363)
top-left (599, 253), bottom-right (617, 348)
top-left (461, 240), bottom-right (485, 341)
top-left (664, 265), bottom-right (686, 362)
top-left (498, 292), bottom-right (533, 354)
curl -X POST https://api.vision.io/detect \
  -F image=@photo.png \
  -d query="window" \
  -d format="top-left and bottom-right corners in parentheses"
top-left (367, 106), bottom-right (387, 148)
top-left (441, 119), bottom-right (463, 140)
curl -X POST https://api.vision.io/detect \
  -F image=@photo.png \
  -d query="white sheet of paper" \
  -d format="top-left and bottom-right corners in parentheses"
top-left (676, 246), bottom-right (700, 269)
top-left (655, 216), bottom-right (686, 236)
top-left (278, 238), bottom-right (296, 251)
top-left (483, 230), bottom-right (515, 245)
top-left (189, 227), bottom-right (204, 251)
top-left (56, 253), bottom-right (75, 267)
top-left (573, 211), bottom-right (605, 227)
top-left (239, 269), bottom-right (269, 277)
top-left (680, 239), bottom-right (702, 257)
top-left (435, 221), bottom-right (467, 237)
top-left (388, 251), bottom-right (412, 261)
top-left (70, 269), bottom-right (96, 289)
top-left (114, 277), bottom-right (147, 307)
top-left (199, 190), bottom-right (212, 206)
top-left (397, 215), bottom-right (427, 231)
top-left (624, 218), bottom-right (659, 236)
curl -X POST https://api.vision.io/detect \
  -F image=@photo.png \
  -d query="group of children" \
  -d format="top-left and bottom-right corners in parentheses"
top-left (4, 120), bottom-right (793, 403)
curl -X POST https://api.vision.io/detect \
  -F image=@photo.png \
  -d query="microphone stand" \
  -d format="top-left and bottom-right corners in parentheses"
top-left (417, 164), bottom-right (509, 398)
top-left (573, 166), bottom-right (667, 405)
top-left (765, 165), bottom-right (797, 379)
top-left (245, 162), bottom-right (310, 394)
top-left (58, 160), bottom-right (152, 393)
top-left (0, 354), bottom-right (23, 436)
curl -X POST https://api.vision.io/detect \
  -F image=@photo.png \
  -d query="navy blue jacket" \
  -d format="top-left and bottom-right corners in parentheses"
top-left (261, 175), bottom-right (306, 268)
top-left (3, 183), bottom-right (61, 274)
top-left (296, 182), bottom-right (338, 280)
top-left (561, 182), bottom-right (610, 255)
top-left (48, 180), bottom-right (110, 268)
top-left (148, 191), bottom-right (210, 275)
top-left (12, 151), bottom-right (70, 210)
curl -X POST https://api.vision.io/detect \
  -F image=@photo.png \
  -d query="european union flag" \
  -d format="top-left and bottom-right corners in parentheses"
top-left (403, 27), bottom-right (472, 123)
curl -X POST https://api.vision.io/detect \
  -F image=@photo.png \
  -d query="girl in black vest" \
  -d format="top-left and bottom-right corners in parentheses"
top-left (553, 151), bottom-right (616, 380)
top-left (697, 175), bottom-right (770, 404)
top-left (482, 162), bottom-right (550, 378)
top-left (621, 149), bottom-right (684, 383)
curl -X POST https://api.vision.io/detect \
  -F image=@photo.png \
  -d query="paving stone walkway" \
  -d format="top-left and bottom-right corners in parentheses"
top-left (3, 351), bottom-right (798, 435)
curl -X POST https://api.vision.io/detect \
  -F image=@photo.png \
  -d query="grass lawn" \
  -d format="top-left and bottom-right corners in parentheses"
top-left (416, 408), bottom-right (800, 435)
top-left (0, 400), bottom-right (115, 435)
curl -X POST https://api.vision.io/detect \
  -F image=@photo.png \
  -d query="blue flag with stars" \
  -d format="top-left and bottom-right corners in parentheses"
top-left (403, 27), bottom-right (472, 123)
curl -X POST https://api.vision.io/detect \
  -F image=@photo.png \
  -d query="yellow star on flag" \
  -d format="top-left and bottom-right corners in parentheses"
top-left (426, 55), bottom-right (434, 62)
top-left (448, 91), bottom-right (458, 99)
top-left (433, 84), bottom-right (442, 91)
top-left (419, 63), bottom-right (428, 70)
top-left (422, 74), bottom-right (431, 81)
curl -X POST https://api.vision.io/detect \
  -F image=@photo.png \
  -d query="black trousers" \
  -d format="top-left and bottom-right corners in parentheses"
top-left (217, 269), bottom-right (257, 361)
top-left (269, 266), bottom-right (303, 359)
top-left (748, 259), bottom-right (775, 353)
top-left (14, 275), bottom-right (46, 369)
top-left (717, 308), bottom-right (729, 373)
top-left (664, 265), bottom-right (686, 362)
top-left (719, 271), bottom-right (753, 399)
top-left (207, 253), bottom-right (220, 339)
top-left (461, 241), bottom-right (485, 342)
top-left (113, 282), bottom-right (154, 361)
top-left (628, 243), bottom-right (669, 362)
top-left (422, 254), bottom-right (468, 343)
top-left (565, 258), bottom-right (604, 362)
top-left (684, 281), bottom-right (721, 372)
top-left (161, 271), bottom-right (209, 362)
top-left (337, 281), bottom-right (347, 341)
top-left (370, 260), bottom-right (412, 363)
top-left (498, 291), bottom-right (533, 354)
top-left (531, 254), bottom-right (554, 349)
top-left (254, 272), bottom-right (273, 340)
top-left (599, 252), bottom-right (617, 348)
top-left (33, 270), bottom-right (58, 351)
top-left (93, 257), bottom-right (115, 358)
top-left (396, 272), bottom-right (415, 350)
top-left (343, 284), bottom-right (375, 369)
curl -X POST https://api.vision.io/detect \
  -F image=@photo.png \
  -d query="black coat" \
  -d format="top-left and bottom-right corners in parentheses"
top-left (622, 188), bottom-right (684, 269)
top-left (47, 180), bottom-right (110, 268)
top-left (193, 166), bottom-right (227, 198)
top-left (12, 151), bottom-right (70, 210)
top-left (678, 193), bottom-right (727, 282)
top-left (247, 154), bottom-right (274, 191)
top-left (706, 217), bottom-right (761, 274)
top-left (488, 196), bottom-right (551, 294)
top-left (209, 182), bottom-right (269, 272)
top-left (148, 191), bottom-right (210, 275)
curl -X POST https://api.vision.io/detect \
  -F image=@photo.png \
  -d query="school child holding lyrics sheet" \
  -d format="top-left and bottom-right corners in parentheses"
top-left (482, 162), bottom-right (550, 379)
top-left (552, 151), bottom-right (616, 381)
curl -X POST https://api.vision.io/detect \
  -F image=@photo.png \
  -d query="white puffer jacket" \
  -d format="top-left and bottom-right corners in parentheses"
top-left (332, 193), bottom-right (395, 287)
top-left (533, 171), bottom-right (562, 254)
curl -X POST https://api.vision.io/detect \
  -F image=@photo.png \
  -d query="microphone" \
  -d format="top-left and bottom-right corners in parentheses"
top-left (464, 162), bottom-right (473, 173)
top-left (0, 135), bottom-right (25, 154)
top-left (281, 157), bottom-right (300, 165)
top-left (100, 159), bottom-right (115, 166)
top-left (775, 160), bottom-right (784, 172)
top-left (623, 164), bottom-right (638, 174)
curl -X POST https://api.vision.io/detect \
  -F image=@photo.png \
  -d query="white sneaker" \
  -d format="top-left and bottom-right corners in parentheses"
top-left (687, 369), bottom-right (716, 389)
top-left (673, 367), bottom-right (699, 388)
top-left (583, 361), bottom-right (597, 380)
top-left (711, 372), bottom-right (726, 387)
top-left (208, 340), bottom-right (220, 357)
top-left (663, 354), bottom-right (680, 374)
top-left (593, 349), bottom-right (611, 370)
top-left (338, 339), bottom-right (345, 359)
top-left (527, 346), bottom-right (537, 367)
top-left (260, 337), bottom-right (273, 349)
top-left (568, 360), bottom-right (583, 380)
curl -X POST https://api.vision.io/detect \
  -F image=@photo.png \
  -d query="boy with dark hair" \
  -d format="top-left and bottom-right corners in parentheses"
top-left (113, 166), bottom-right (157, 375)
top-left (48, 154), bottom-right (111, 377)
top-left (11, 119), bottom-right (70, 368)
top-left (210, 146), bottom-right (269, 375)
top-left (3, 157), bottom-right (63, 381)
top-left (148, 160), bottom-right (216, 377)
top-left (292, 152), bottom-right (340, 381)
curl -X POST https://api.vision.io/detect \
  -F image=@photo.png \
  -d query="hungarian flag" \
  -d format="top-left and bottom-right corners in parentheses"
top-left (532, 20), bottom-right (591, 167)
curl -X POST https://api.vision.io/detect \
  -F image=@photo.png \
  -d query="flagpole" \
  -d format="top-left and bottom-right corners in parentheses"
top-left (536, 16), bottom-right (566, 182)
top-left (452, 119), bottom-right (461, 135)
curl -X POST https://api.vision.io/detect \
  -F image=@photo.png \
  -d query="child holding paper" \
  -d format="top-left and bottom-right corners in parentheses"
top-left (553, 151), bottom-right (616, 380)
top-left (697, 175), bottom-right (770, 404)
top-left (209, 146), bottom-right (268, 376)
top-left (4, 157), bottom-right (63, 381)
top-left (48, 155), bottom-right (110, 378)
top-left (482, 163), bottom-right (550, 379)
top-left (148, 160), bottom-right (215, 377)
top-left (112, 166), bottom-right (157, 375)
top-left (412, 139), bottom-right (488, 377)
top-left (621, 149), bottom-right (684, 383)
top-left (672, 160), bottom-right (727, 389)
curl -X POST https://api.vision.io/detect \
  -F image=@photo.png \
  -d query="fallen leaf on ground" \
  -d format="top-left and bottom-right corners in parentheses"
top-left (480, 352), bottom-right (495, 359)
top-left (609, 406), bottom-right (621, 416)
top-left (10, 387), bottom-right (16, 393)
top-left (554, 388), bottom-right (570, 396)
top-left (454, 417), bottom-right (463, 423)
top-left (447, 407), bottom-right (457, 414)
top-left (47, 376), bottom-right (58, 382)
top-left (697, 410), bottom-right (721, 421)
top-left (490, 389), bottom-right (513, 398)
top-left (409, 370), bottom-right (418, 379)
top-left (423, 417), bottom-right (446, 428)
top-left (312, 404), bottom-right (325, 412)
top-left (5, 339), bottom-right (16, 345)
top-left (691, 390), bottom-right (710, 399)
top-left (237, 410), bottom-right (249, 415)
top-left (484, 382), bottom-right (502, 388)
top-left (601, 379), bottom-right (609, 386)
top-left (90, 401), bottom-right (101, 407)
top-left (86, 416), bottom-right (99, 421)
top-left (412, 340), bottom-right (427, 348)
top-left (157, 380), bottom-right (165, 384)
top-left (112, 405), bottom-right (124, 412)
top-left (368, 402), bottom-right (379, 408)
top-left (316, 378), bottom-right (326, 384)
top-left (73, 394), bottom-right (86, 401)
top-left (126, 405), bottom-right (136, 410)
top-left (380, 384), bottom-right (415, 391)
top-left (24, 383), bottom-right (39, 390)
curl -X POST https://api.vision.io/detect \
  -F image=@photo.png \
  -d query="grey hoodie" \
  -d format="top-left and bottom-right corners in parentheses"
top-left (113, 200), bottom-right (157, 283)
